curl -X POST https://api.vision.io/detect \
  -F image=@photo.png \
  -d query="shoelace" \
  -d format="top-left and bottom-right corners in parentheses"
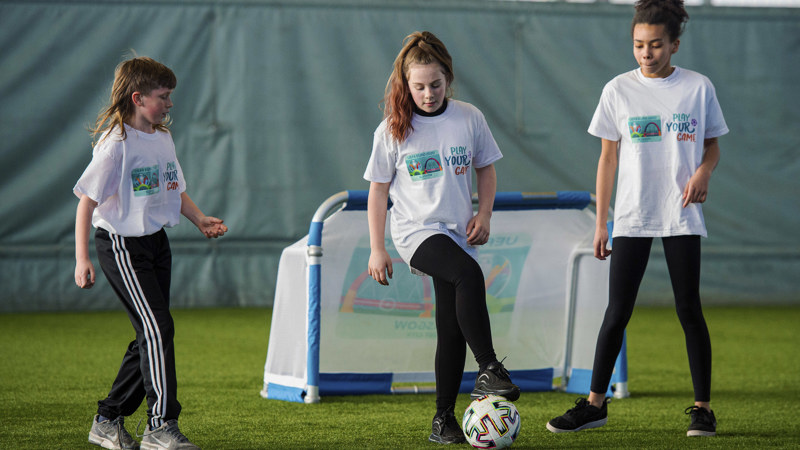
top-left (135, 418), bottom-right (145, 438)
top-left (684, 406), bottom-right (712, 423)
top-left (566, 398), bottom-right (591, 414)
top-left (135, 419), bottom-right (190, 442)
top-left (162, 421), bottom-right (190, 442)
top-left (490, 357), bottom-right (512, 379)
top-left (568, 397), bottom-right (609, 415)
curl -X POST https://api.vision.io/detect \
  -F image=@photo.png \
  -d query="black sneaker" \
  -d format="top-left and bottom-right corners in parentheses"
top-left (429, 406), bottom-right (467, 444)
top-left (546, 398), bottom-right (609, 433)
top-left (685, 406), bottom-right (716, 437)
top-left (471, 360), bottom-right (520, 401)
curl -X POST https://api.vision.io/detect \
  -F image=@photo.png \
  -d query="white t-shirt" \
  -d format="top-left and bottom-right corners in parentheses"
top-left (589, 67), bottom-right (729, 238)
top-left (363, 100), bottom-right (502, 266)
top-left (74, 124), bottom-right (187, 237)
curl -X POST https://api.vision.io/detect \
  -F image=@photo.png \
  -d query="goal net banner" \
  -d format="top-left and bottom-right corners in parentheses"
top-left (262, 191), bottom-right (617, 402)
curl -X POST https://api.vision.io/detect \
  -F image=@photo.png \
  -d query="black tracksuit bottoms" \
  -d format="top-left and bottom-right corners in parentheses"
top-left (94, 227), bottom-right (181, 429)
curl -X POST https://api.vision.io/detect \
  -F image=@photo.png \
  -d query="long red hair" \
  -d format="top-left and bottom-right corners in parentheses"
top-left (382, 31), bottom-right (454, 144)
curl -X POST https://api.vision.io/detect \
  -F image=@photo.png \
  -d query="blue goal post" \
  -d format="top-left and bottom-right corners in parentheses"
top-left (262, 190), bottom-right (628, 403)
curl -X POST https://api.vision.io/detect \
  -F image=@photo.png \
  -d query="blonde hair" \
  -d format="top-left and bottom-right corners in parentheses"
top-left (90, 56), bottom-right (177, 147)
top-left (382, 31), bottom-right (454, 144)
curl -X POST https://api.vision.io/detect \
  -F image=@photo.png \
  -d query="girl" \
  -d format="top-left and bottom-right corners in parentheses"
top-left (363, 31), bottom-right (519, 445)
top-left (546, 0), bottom-right (727, 437)
top-left (75, 56), bottom-right (227, 450)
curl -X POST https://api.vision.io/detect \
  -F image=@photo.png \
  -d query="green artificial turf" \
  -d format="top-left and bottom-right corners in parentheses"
top-left (1, 306), bottom-right (798, 449)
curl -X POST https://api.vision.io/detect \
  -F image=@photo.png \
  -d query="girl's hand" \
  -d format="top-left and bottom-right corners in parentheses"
top-left (467, 212), bottom-right (491, 246)
top-left (368, 249), bottom-right (393, 286)
top-left (75, 259), bottom-right (96, 289)
top-left (594, 225), bottom-right (611, 260)
top-left (197, 216), bottom-right (228, 238)
top-left (683, 169), bottom-right (712, 208)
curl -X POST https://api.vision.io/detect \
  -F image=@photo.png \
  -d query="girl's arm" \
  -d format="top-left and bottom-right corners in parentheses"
top-left (594, 139), bottom-right (618, 260)
top-left (467, 163), bottom-right (497, 246)
top-left (75, 195), bottom-right (98, 289)
top-left (683, 137), bottom-right (721, 208)
top-left (367, 181), bottom-right (393, 285)
top-left (180, 192), bottom-right (228, 238)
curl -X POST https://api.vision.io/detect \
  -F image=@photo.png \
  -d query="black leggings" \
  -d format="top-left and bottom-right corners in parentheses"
top-left (410, 234), bottom-right (497, 411)
top-left (590, 235), bottom-right (712, 402)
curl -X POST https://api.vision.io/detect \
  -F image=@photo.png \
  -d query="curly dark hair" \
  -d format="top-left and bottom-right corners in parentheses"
top-left (631, 0), bottom-right (690, 42)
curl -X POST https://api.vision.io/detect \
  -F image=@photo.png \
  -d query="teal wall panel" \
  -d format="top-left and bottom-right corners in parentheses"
top-left (1, 1), bottom-right (798, 311)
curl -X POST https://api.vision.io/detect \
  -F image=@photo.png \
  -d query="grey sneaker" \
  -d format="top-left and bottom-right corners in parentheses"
top-left (89, 415), bottom-right (140, 450)
top-left (686, 406), bottom-right (716, 437)
top-left (140, 420), bottom-right (200, 450)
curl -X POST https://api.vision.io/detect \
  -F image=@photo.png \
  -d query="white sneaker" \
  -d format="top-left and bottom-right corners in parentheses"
top-left (140, 420), bottom-right (200, 450)
top-left (89, 415), bottom-right (140, 450)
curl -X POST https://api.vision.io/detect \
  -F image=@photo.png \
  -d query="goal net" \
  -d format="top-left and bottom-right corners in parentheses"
top-left (261, 190), bottom-right (627, 403)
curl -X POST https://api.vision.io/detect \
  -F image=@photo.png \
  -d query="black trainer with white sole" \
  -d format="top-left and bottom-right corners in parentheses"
top-left (471, 360), bottom-right (520, 401)
top-left (546, 398), bottom-right (609, 433)
top-left (685, 405), bottom-right (716, 437)
top-left (429, 406), bottom-right (467, 444)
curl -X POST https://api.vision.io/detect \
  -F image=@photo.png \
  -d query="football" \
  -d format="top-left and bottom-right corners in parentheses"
top-left (462, 395), bottom-right (520, 448)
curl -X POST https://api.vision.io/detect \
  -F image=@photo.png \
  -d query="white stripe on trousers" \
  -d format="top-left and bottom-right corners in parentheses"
top-left (110, 233), bottom-right (169, 427)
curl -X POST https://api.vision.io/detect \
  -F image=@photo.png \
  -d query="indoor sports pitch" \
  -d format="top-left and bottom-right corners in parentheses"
top-left (1, 306), bottom-right (798, 448)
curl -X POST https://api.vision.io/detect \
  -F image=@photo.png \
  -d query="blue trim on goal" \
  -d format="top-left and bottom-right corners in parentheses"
top-left (340, 190), bottom-right (593, 212)
top-left (306, 264), bottom-right (321, 391)
top-left (319, 373), bottom-right (393, 395)
top-left (565, 368), bottom-right (610, 396)
top-left (265, 383), bottom-right (306, 403)
top-left (458, 368), bottom-right (554, 393)
top-left (491, 191), bottom-right (592, 211)
top-left (342, 190), bottom-right (370, 210)
top-left (565, 331), bottom-right (627, 397)
top-left (308, 221), bottom-right (323, 246)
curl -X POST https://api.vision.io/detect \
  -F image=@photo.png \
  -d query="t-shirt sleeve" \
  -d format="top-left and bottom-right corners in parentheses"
top-left (167, 134), bottom-right (187, 194)
top-left (471, 108), bottom-right (502, 168)
top-left (704, 81), bottom-right (729, 140)
top-left (73, 143), bottom-right (122, 204)
top-left (363, 125), bottom-right (396, 183)
top-left (588, 84), bottom-right (622, 142)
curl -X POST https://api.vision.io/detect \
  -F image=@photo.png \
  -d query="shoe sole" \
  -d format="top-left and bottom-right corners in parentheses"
top-left (470, 388), bottom-right (521, 402)
top-left (546, 417), bottom-right (607, 433)
top-left (687, 429), bottom-right (716, 437)
top-left (89, 432), bottom-right (138, 450)
top-left (428, 433), bottom-right (467, 444)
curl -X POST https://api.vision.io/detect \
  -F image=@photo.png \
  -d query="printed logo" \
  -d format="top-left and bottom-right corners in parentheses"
top-left (163, 161), bottom-right (179, 191)
top-left (628, 116), bottom-right (662, 143)
top-left (131, 165), bottom-right (160, 196)
top-left (405, 150), bottom-right (443, 181)
top-left (666, 113), bottom-right (698, 143)
top-left (444, 146), bottom-right (471, 175)
top-left (335, 233), bottom-right (531, 340)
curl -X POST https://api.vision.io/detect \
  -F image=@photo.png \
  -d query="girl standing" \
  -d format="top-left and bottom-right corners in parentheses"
top-left (363, 31), bottom-right (519, 445)
top-left (546, 0), bottom-right (727, 437)
top-left (75, 56), bottom-right (227, 450)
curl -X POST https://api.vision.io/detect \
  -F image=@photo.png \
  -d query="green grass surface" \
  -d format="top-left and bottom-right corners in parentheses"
top-left (1, 306), bottom-right (799, 449)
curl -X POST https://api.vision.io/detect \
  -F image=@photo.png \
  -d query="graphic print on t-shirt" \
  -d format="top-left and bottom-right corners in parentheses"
top-left (666, 113), bottom-right (698, 143)
top-left (444, 146), bottom-right (471, 176)
top-left (405, 150), bottom-right (443, 181)
top-left (131, 165), bottom-right (160, 196)
top-left (163, 161), bottom-right (180, 191)
top-left (628, 115), bottom-right (662, 143)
